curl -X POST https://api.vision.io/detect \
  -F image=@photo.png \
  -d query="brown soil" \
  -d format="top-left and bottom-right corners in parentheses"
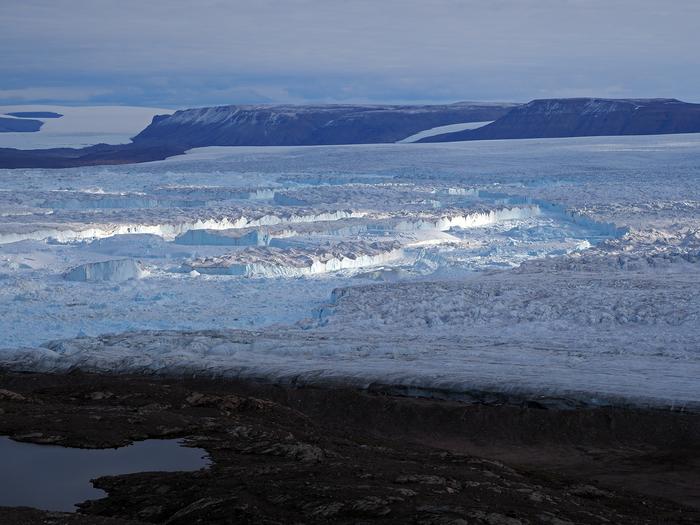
top-left (0, 370), bottom-right (698, 524)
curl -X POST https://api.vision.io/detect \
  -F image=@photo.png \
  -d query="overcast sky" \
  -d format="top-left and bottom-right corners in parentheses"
top-left (1, 0), bottom-right (699, 107)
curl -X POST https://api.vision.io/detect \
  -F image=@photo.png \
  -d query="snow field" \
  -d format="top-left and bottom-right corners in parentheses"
top-left (0, 105), bottom-right (174, 149)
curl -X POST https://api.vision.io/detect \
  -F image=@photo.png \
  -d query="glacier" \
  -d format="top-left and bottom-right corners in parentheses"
top-left (1, 133), bottom-right (700, 409)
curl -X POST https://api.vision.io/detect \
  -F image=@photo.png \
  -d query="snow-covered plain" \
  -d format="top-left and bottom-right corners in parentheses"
top-left (0, 105), bottom-right (173, 149)
top-left (1, 134), bottom-right (700, 409)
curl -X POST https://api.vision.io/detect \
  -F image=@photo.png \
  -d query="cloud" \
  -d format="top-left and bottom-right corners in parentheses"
top-left (1, 1), bottom-right (699, 105)
top-left (0, 86), bottom-right (114, 103)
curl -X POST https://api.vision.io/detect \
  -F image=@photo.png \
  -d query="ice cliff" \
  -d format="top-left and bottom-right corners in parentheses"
top-left (64, 259), bottom-right (144, 282)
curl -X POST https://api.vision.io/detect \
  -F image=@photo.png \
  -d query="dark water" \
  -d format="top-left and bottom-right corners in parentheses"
top-left (0, 436), bottom-right (210, 511)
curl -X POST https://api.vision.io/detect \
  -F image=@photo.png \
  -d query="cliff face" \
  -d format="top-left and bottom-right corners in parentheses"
top-left (132, 102), bottom-right (515, 147)
top-left (419, 98), bottom-right (700, 142)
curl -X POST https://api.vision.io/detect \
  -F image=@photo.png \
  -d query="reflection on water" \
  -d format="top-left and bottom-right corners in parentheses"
top-left (0, 436), bottom-right (210, 511)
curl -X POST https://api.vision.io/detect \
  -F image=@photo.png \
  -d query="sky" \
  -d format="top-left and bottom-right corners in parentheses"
top-left (1, 0), bottom-right (699, 108)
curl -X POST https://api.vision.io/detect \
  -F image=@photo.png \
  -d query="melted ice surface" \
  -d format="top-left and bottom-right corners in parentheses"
top-left (1, 134), bottom-right (700, 408)
top-left (0, 437), bottom-right (209, 511)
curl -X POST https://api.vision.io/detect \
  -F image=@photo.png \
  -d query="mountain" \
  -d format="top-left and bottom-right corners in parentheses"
top-left (418, 98), bottom-right (700, 142)
top-left (4, 98), bottom-right (699, 169)
top-left (132, 102), bottom-right (516, 147)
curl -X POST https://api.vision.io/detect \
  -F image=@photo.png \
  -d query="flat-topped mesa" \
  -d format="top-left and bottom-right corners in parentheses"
top-left (132, 102), bottom-right (516, 147)
top-left (418, 97), bottom-right (700, 142)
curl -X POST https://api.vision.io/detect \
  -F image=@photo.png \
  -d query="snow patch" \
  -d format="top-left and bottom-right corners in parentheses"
top-left (398, 121), bottom-right (493, 143)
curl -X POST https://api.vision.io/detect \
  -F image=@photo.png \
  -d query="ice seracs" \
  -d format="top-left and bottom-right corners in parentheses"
top-left (175, 228), bottom-right (266, 246)
top-left (1, 133), bottom-right (700, 409)
top-left (185, 241), bottom-right (403, 278)
top-left (64, 259), bottom-right (145, 282)
top-left (397, 121), bottom-right (493, 143)
top-left (0, 208), bottom-right (363, 245)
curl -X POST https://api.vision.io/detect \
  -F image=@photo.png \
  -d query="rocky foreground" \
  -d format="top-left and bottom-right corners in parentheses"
top-left (0, 371), bottom-right (699, 524)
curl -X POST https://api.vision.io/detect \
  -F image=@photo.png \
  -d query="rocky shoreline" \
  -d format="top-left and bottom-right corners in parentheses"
top-left (0, 370), bottom-right (699, 524)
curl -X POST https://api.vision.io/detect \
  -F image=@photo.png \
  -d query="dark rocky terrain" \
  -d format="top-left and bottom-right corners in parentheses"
top-left (0, 371), bottom-right (698, 524)
top-left (0, 116), bottom-right (43, 133)
top-left (5, 111), bottom-right (63, 119)
top-left (4, 98), bottom-right (700, 169)
top-left (0, 143), bottom-right (185, 169)
top-left (131, 102), bottom-right (515, 148)
top-left (0, 102), bottom-right (514, 168)
top-left (419, 98), bottom-right (700, 142)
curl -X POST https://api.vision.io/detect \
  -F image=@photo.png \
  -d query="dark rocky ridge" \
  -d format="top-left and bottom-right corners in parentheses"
top-left (0, 117), bottom-right (43, 133)
top-left (0, 102), bottom-right (514, 168)
top-left (5, 111), bottom-right (63, 119)
top-left (132, 102), bottom-right (515, 147)
top-left (419, 98), bottom-right (700, 142)
top-left (0, 143), bottom-right (184, 169)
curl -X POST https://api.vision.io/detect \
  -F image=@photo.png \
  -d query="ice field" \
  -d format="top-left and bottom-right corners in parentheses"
top-left (0, 105), bottom-right (173, 149)
top-left (1, 134), bottom-right (700, 408)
